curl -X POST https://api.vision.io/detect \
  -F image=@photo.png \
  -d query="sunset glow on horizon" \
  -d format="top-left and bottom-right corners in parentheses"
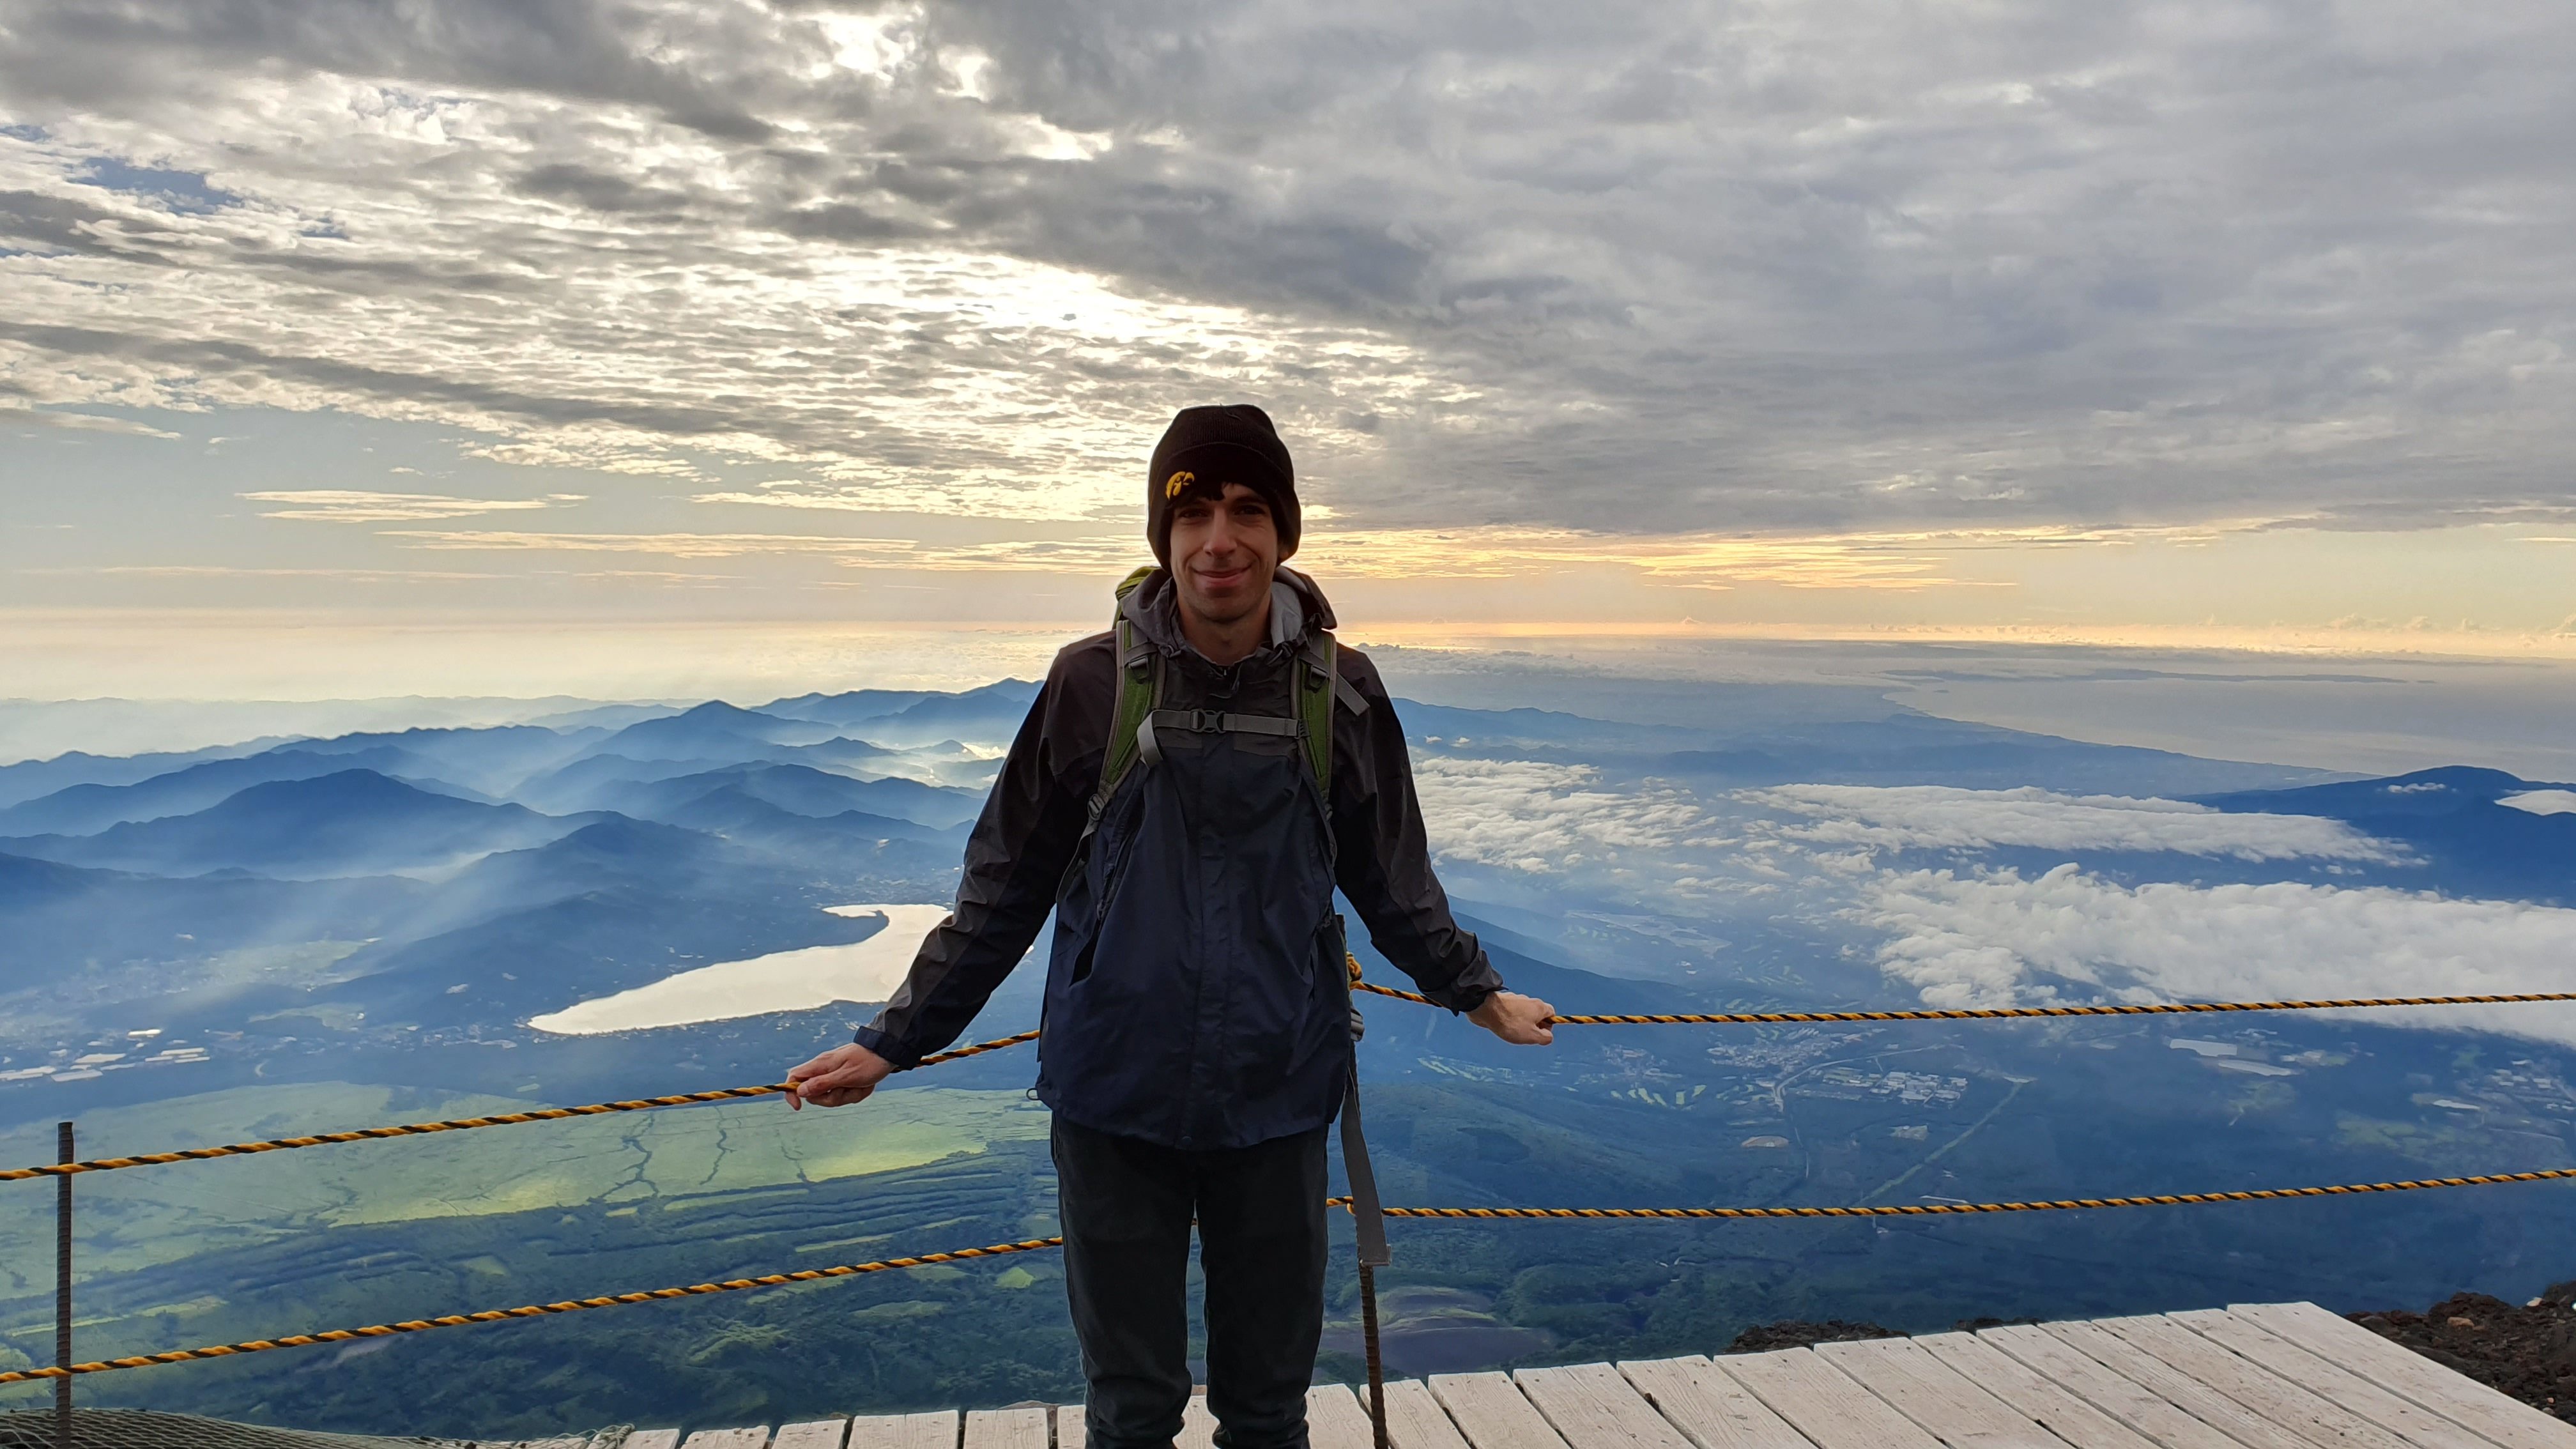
top-left (4, 1), bottom-right (2572, 698)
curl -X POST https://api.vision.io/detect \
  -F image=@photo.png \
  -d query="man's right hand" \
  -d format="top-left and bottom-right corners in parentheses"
top-left (785, 1042), bottom-right (894, 1109)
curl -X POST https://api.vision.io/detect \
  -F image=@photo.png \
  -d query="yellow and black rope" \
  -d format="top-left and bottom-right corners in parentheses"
top-left (0, 1236), bottom-right (1064, 1384)
top-left (10, 1165), bottom-right (2576, 1384)
top-left (1352, 977), bottom-right (2576, 1025)
top-left (0, 1029), bottom-right (1042, 1183)
top-left (17, 970), bottom-right (2576, 1183)
top-left (1371, 1168), bottom-right (2576, 1219)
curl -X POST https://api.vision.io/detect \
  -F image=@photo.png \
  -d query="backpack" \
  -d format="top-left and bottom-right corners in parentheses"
top-left (1084, 565), bottom-right (1347, 832)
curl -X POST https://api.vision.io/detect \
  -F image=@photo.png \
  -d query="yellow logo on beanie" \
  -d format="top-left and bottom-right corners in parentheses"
top-left (1163, 470), bottom-right (1196, 498)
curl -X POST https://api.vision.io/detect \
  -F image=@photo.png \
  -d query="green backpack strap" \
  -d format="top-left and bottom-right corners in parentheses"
top-left (1297, 627), bottom-right (1338, 809)
top-left (1092, 565), bottom-right (1347, 826)
top-left (1087, 567), bottom-right (1163, 831)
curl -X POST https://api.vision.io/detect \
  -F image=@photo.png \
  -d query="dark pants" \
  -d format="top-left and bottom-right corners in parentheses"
top-left (1052, 1117), bottom-right (1330, 1449)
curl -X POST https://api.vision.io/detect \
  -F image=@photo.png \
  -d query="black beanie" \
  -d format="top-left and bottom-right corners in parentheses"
top-left (1147, 404), bottom-right (1298, 565)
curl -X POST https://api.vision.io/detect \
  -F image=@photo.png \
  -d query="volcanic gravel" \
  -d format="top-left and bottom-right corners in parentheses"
top-left (2350, 1278), bottom-right (2576, 1424)
top-left (1724, 1319), bottom-right (1903, 1353)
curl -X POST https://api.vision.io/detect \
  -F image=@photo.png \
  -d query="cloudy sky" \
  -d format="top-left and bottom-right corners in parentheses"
top-left (4, 0), bottom-right (2575, 697)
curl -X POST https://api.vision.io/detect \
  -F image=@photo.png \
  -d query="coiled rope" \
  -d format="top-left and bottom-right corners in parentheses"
top-left (0, 1029), bottom-right (1041, 1183)
top-left (10, 1164), bottom-right (2576, 1384)
top-left (1353, 978), bottom-right (2576, 1024)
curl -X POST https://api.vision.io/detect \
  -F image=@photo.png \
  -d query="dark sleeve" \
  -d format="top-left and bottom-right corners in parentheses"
top-left (850, 639), bottom-right (1109, 1067)
top-left (1330, 648), bottom-right (1505, 1013)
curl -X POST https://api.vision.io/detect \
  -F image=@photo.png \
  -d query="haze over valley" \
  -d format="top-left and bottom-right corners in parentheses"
top-left (4, 659), bottom-right (2573, 1438)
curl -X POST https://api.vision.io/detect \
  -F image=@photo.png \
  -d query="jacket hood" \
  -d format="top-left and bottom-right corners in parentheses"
top-left (1119, 564), bottom-right (1337, 657)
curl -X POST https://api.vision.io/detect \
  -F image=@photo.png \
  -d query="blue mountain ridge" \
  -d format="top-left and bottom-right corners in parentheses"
top-left (585, 700), bottom-right (851, 760)
top-left (560, 762), bottom-right (983, 831)
top-left (0, 744), bottom-right (443, 836)
top-left (0, 769), bottom-right (602, 879)
top-left (0, 738), bottom-right (289, 809)
top-left (2200, 766), bottom-right (2576, 905)
top-left (270, 722), bottom-right (608, 795)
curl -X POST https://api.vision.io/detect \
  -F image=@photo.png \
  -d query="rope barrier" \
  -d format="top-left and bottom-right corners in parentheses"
top-left (13, 970), bottom-right (2576, 1183)
top-left (0, 1235), bottom-right (1064, 1385)
top-left (1353, 979), bottom-right (2576, 1023)
top-left (10, 1163), bottom-right (2575, 1386)
top-left (0, 1029), bottom-right (1042, 1183)
top-left (7, 942), bottom-right (2572, 1396)
top-left (1372, 1167), bottom-right (2576, 1218)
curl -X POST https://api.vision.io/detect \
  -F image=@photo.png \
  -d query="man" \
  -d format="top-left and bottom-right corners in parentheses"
top-left (787, 404), bottom-right (1554, 1449)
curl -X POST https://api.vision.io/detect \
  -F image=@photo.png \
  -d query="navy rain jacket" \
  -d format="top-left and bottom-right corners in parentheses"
top-left (850, 567), bottom-right (1504, 1149)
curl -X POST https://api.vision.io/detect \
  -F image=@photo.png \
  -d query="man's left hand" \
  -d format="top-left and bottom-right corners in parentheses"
top-left (1469, 992), bottom-right (1555, 1045)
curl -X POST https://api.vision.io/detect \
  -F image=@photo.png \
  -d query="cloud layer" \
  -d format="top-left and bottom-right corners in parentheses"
top-left (1863, 863), bottom-right (2576, 1045)
top-left (1412, 756), bottom-right (1720, 873)
top-left (240, 489), bottom-right (579, 522)
top-left (3, 0), bottom-right (2573, 537)
top-left (1747, 783), bottom-right (2404, 862)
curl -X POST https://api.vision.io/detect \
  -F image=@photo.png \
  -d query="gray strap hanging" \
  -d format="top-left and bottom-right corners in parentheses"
top-left (1340, 1071), bottom-right (1390, 1268)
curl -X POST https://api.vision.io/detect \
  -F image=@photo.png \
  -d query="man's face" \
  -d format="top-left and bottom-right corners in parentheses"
top-left (1168, 482), bottom-right (1280, 626)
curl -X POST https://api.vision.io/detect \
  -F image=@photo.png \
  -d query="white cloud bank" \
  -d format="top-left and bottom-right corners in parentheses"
top-left (2501, 790), bottom-right (2576, 816)
top-left (240, 489), bottom-right (576, 522)
top-left (1747, 784), bottom-right (2402, 862)
top-left (1413, 758), bottom-right (1719, 874)
top-left (1863, 864), bottom-right (2576, 1045)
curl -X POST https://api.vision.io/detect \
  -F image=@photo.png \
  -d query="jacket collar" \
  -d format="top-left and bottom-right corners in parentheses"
top-left (1121, 564), bottom-right (1337, 661)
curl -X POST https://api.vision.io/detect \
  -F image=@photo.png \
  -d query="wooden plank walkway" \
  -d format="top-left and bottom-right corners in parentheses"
top-left (610, 1303), bottom-right (2576, 1449)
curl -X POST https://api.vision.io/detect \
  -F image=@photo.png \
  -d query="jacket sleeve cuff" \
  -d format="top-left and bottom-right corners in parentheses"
top-left (851, 1023), bottom-right (922, 1070)
top-left (1424, 956), bottom-right (1505, 1015)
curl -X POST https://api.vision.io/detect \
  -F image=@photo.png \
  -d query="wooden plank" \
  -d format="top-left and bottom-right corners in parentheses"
top-left (2172, 1308), bottom-right (2501, 1449)
top-left (774, 1422), bottom-right (852, 1449)
top-left (1310, 1382), bottom-right (1379, 1449)
top-left (1911, 1331), bottom-right (2163, 1449)
top-left (1617, 1354), bottom-right (1815, 1449)
top-left (2033, 1320), bottom-right (2321, 1448)
top-left (1711, 1349), bottom-right (1943, 1449)
top-left (625, 1434), bottom-right (683, 1449)
top-left (1814, 1336), bottom-right (2076, 1448)
top-left (2232, 1301), bottom-right (2576, 1449)
top-left (1179, 1392), bottom-right (1220, 1449)
top-left (1984, 1322), bottom-right (2289, 1449)
top-left (2097, 1313), bottom-right (2414, 1449)
top-left (1384, 1378), bottom-right (1476, 1449)
top-left (1056, 1406), bottom-right (1086, 1449)
top-left (962, 1408), bottom-right (1048, 1449)
top-left (848, 1412), bottom-right (961, 1449)
top-left (680, 1431), bottom-right (770, 1449)
top-left (1517, 1361), bottom-right (1699, 1449)
top-left (1430, 1370), bottom-right (1573, 1449)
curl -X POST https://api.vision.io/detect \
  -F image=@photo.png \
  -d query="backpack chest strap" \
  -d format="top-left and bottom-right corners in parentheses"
top-left (1135, 707), bottom-right (1302, 767)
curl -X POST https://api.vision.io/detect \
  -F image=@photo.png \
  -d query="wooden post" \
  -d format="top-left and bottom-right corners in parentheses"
top-left (55, 1120), bottom-right (72, 1449)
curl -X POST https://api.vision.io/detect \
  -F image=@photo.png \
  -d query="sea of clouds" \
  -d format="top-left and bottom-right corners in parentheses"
top-left (1407, 755), bottom-right (2576, 1046)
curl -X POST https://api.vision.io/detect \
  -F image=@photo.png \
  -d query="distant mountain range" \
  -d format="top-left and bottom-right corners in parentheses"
top-left (1, 769), bottom-right (594, 878)
top-left (2199, 765), bottom-right (2576, 904)
top-left (4, 679), bottom-right (2575, 1439)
